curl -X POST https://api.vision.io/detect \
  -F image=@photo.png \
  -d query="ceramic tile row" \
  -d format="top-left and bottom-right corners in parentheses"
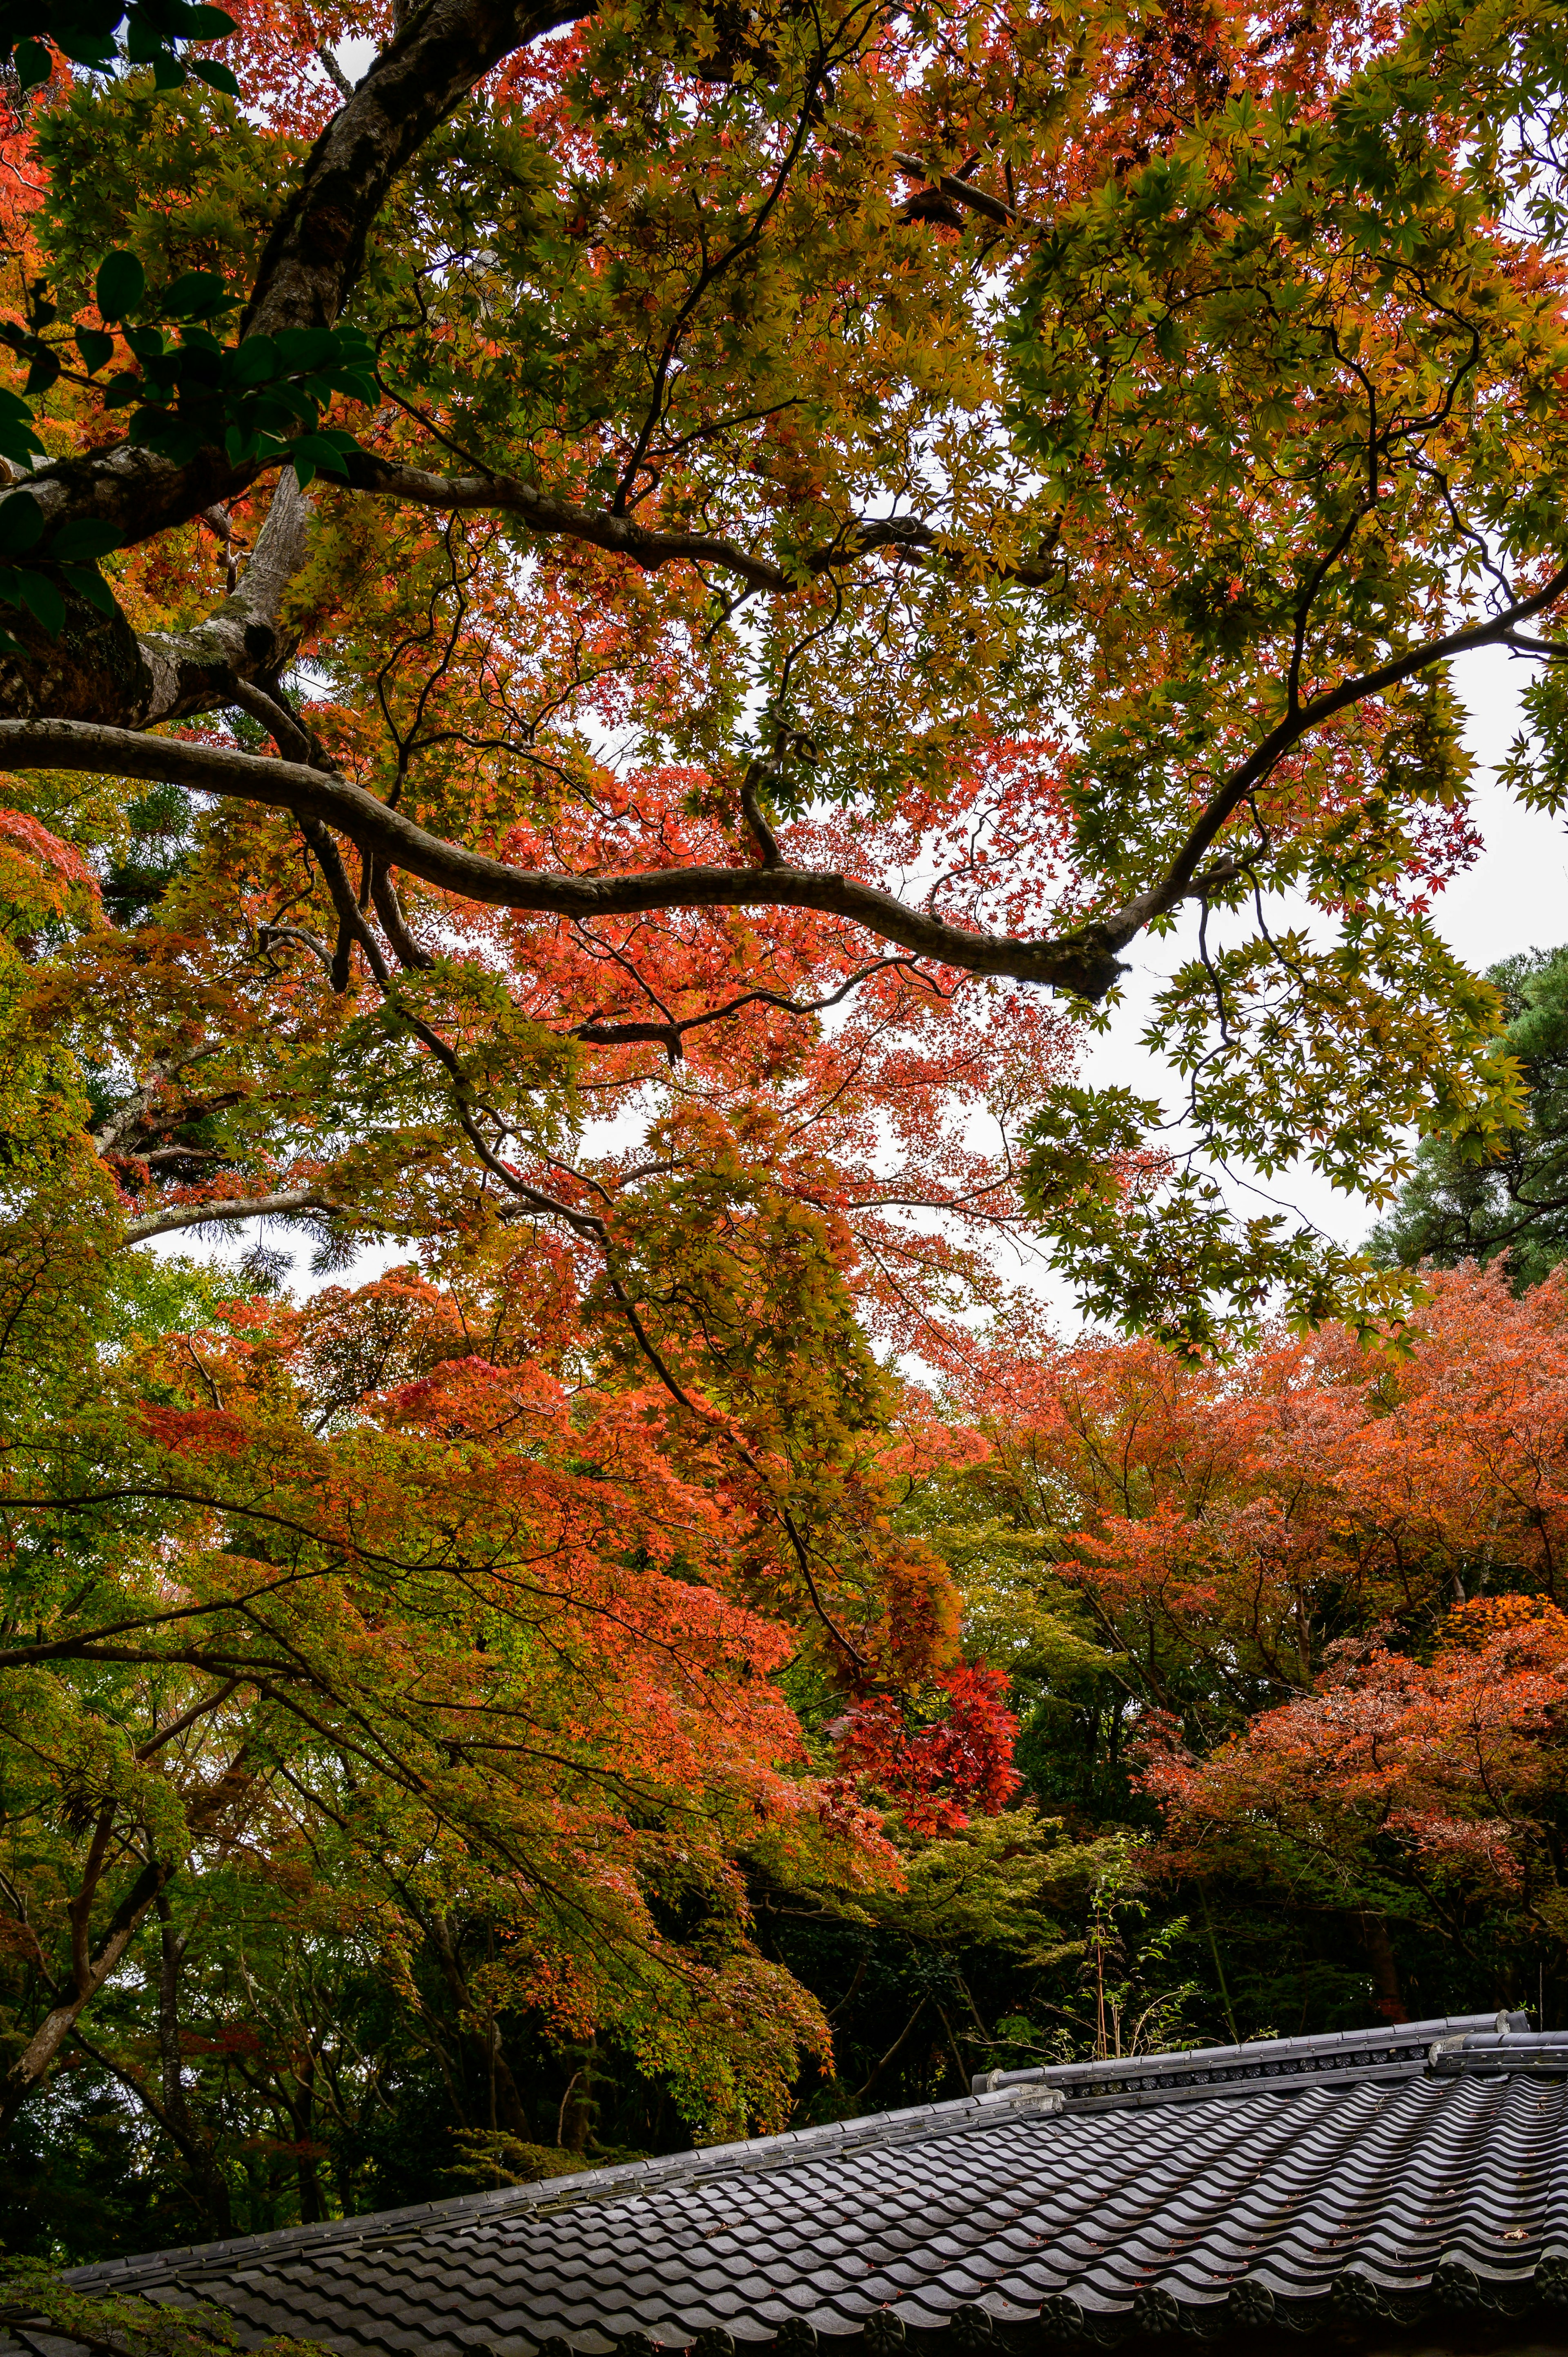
top-left (49, 2038), bottom-right (1568, 2357)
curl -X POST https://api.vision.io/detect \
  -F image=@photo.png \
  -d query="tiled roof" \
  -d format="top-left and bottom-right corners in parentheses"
top-left (35, 2014), bottom-right (1568, 2356)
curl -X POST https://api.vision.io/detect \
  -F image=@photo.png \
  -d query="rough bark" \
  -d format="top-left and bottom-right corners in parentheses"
top-left (4, 0), bottom-right (591, 555)
top-left (0, 468), bottom-right (310, 726)
top-left (242, 0), bottom-right (590, 347)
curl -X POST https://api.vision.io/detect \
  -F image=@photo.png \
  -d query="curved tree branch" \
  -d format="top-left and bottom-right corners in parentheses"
top-left (7, 0), bottom-right (593, 553)
top-left (0, 719), bottom-right (1129, 995)
top-left (9, 546), bottom-right (1563, 997)
top-left (1101, 557), bottom-right (1568, 942)
top-left (340, 454), bottom-right (1054, 591)
top-left (122, 1187), bottom-right (344, 1244)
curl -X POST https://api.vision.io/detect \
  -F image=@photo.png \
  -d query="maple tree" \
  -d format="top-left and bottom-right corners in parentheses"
top-left (0, 0), bottom-right (1555, 1341)
top-left (1, 0), bottom-right (1568, 2256)
top-left (942, 1262), bottom-right (1568, 2024)
top-left (829, 1664), bottom-right (1022, 1838)
top-left (0, 1152), bottom-right (1020, 2142)
top-left (1143, 1597), bottom-right (1568, 1996)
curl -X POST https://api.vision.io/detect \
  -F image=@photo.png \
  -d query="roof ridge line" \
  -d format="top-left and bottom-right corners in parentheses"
top-left (969, 2011), bottom-right (1528, 2097)
top-left (63, 2090), bottom-right (1054, 2287)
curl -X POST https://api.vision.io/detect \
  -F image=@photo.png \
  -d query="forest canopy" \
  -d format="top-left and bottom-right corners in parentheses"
top-left (0, 0), bottom-right (1566, 2270)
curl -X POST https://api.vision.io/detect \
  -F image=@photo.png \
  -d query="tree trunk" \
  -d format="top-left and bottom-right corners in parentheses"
top-left (559, 2036), bottom-right (597, 2152)
top-left (1358, 1911), bottom-right (1409, 2023)
top-left (425, 1913), bottom-right (532, 2138)
top-left (0, 1752), bottom-right (253, 2130)
top-left (290, 2056), bottom-right (325, 2225)
top-left (0, 1843), bottom-right (176, 2130)
top-left (156, 1892), bottom-right (233, 2235)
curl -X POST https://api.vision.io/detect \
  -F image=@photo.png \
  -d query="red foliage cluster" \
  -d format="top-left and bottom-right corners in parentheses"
top-left (831, 1664), bottom-right (1022, 1837)
top-left (1142, 1603), bottom-right (1568, 1899)
top-left (960, 1264), bottom-right (1568, 1684)
top-left (955, 1263), bottom-right (1568, 1923)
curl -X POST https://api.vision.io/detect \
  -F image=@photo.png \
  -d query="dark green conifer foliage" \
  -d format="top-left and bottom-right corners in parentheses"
top-left (1369, 945), bottom-right (1568, 1287)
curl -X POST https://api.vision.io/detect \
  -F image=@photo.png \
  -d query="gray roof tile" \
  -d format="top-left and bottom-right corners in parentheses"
top-left (44, 2016), bottom-right (1568, 2353)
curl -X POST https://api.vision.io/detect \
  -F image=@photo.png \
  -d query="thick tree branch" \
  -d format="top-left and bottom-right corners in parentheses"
top-left (341, 454), bottom-right (1033, 589)
top-left (243, 0), bottom-right (589, 346)
top-left (0, 1852), bottom-right (175, 2129)
top-left (892, 149), bottom-right (1017, 225)
top-left (0, 720), bottom-right (1128, 995)
top-left (826, 118), bottom-right (1025, 228)
top-left (122, 1187), bottom-right (343, 1244)
top-left (7, 0), bottom-right (592, 555)
top-left (345, 454), bottom-right (802, 587)
top-left (0, 471), bottom-right (316, 729)
top-left (135, 471), bottom-right (315, 726)
top-left (300, 814), bottom-right (392, 989)
top-left (316, 42), bottom-right (355, 97)
top-left (370, 861), bottom-right (435, 967)
top-left (739, 761), bottom-right (784, 865)
top-left (228, 676), bottom-right (315, 760)
top-left (15, 584), bottom-right (1556, 1015)
top-left (92, 1046), bottom-right (216, 1156)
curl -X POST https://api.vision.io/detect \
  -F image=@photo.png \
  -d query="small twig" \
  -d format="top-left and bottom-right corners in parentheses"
top-left (556, 2069), bottom-right (581, 2146)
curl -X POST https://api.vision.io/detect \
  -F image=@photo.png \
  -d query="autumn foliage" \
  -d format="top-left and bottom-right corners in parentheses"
top-left (0, 1142), bottom-right (1027, 2161)
top-left (953, 1263), bottom-right (1568, 2018)
top-left (0, 0), bottom-right (1567, 2252)
top-left (831, 1667), bottom-right (1022, 1839)
top-left (1144, 1602), bottom-right (1568, 1924)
